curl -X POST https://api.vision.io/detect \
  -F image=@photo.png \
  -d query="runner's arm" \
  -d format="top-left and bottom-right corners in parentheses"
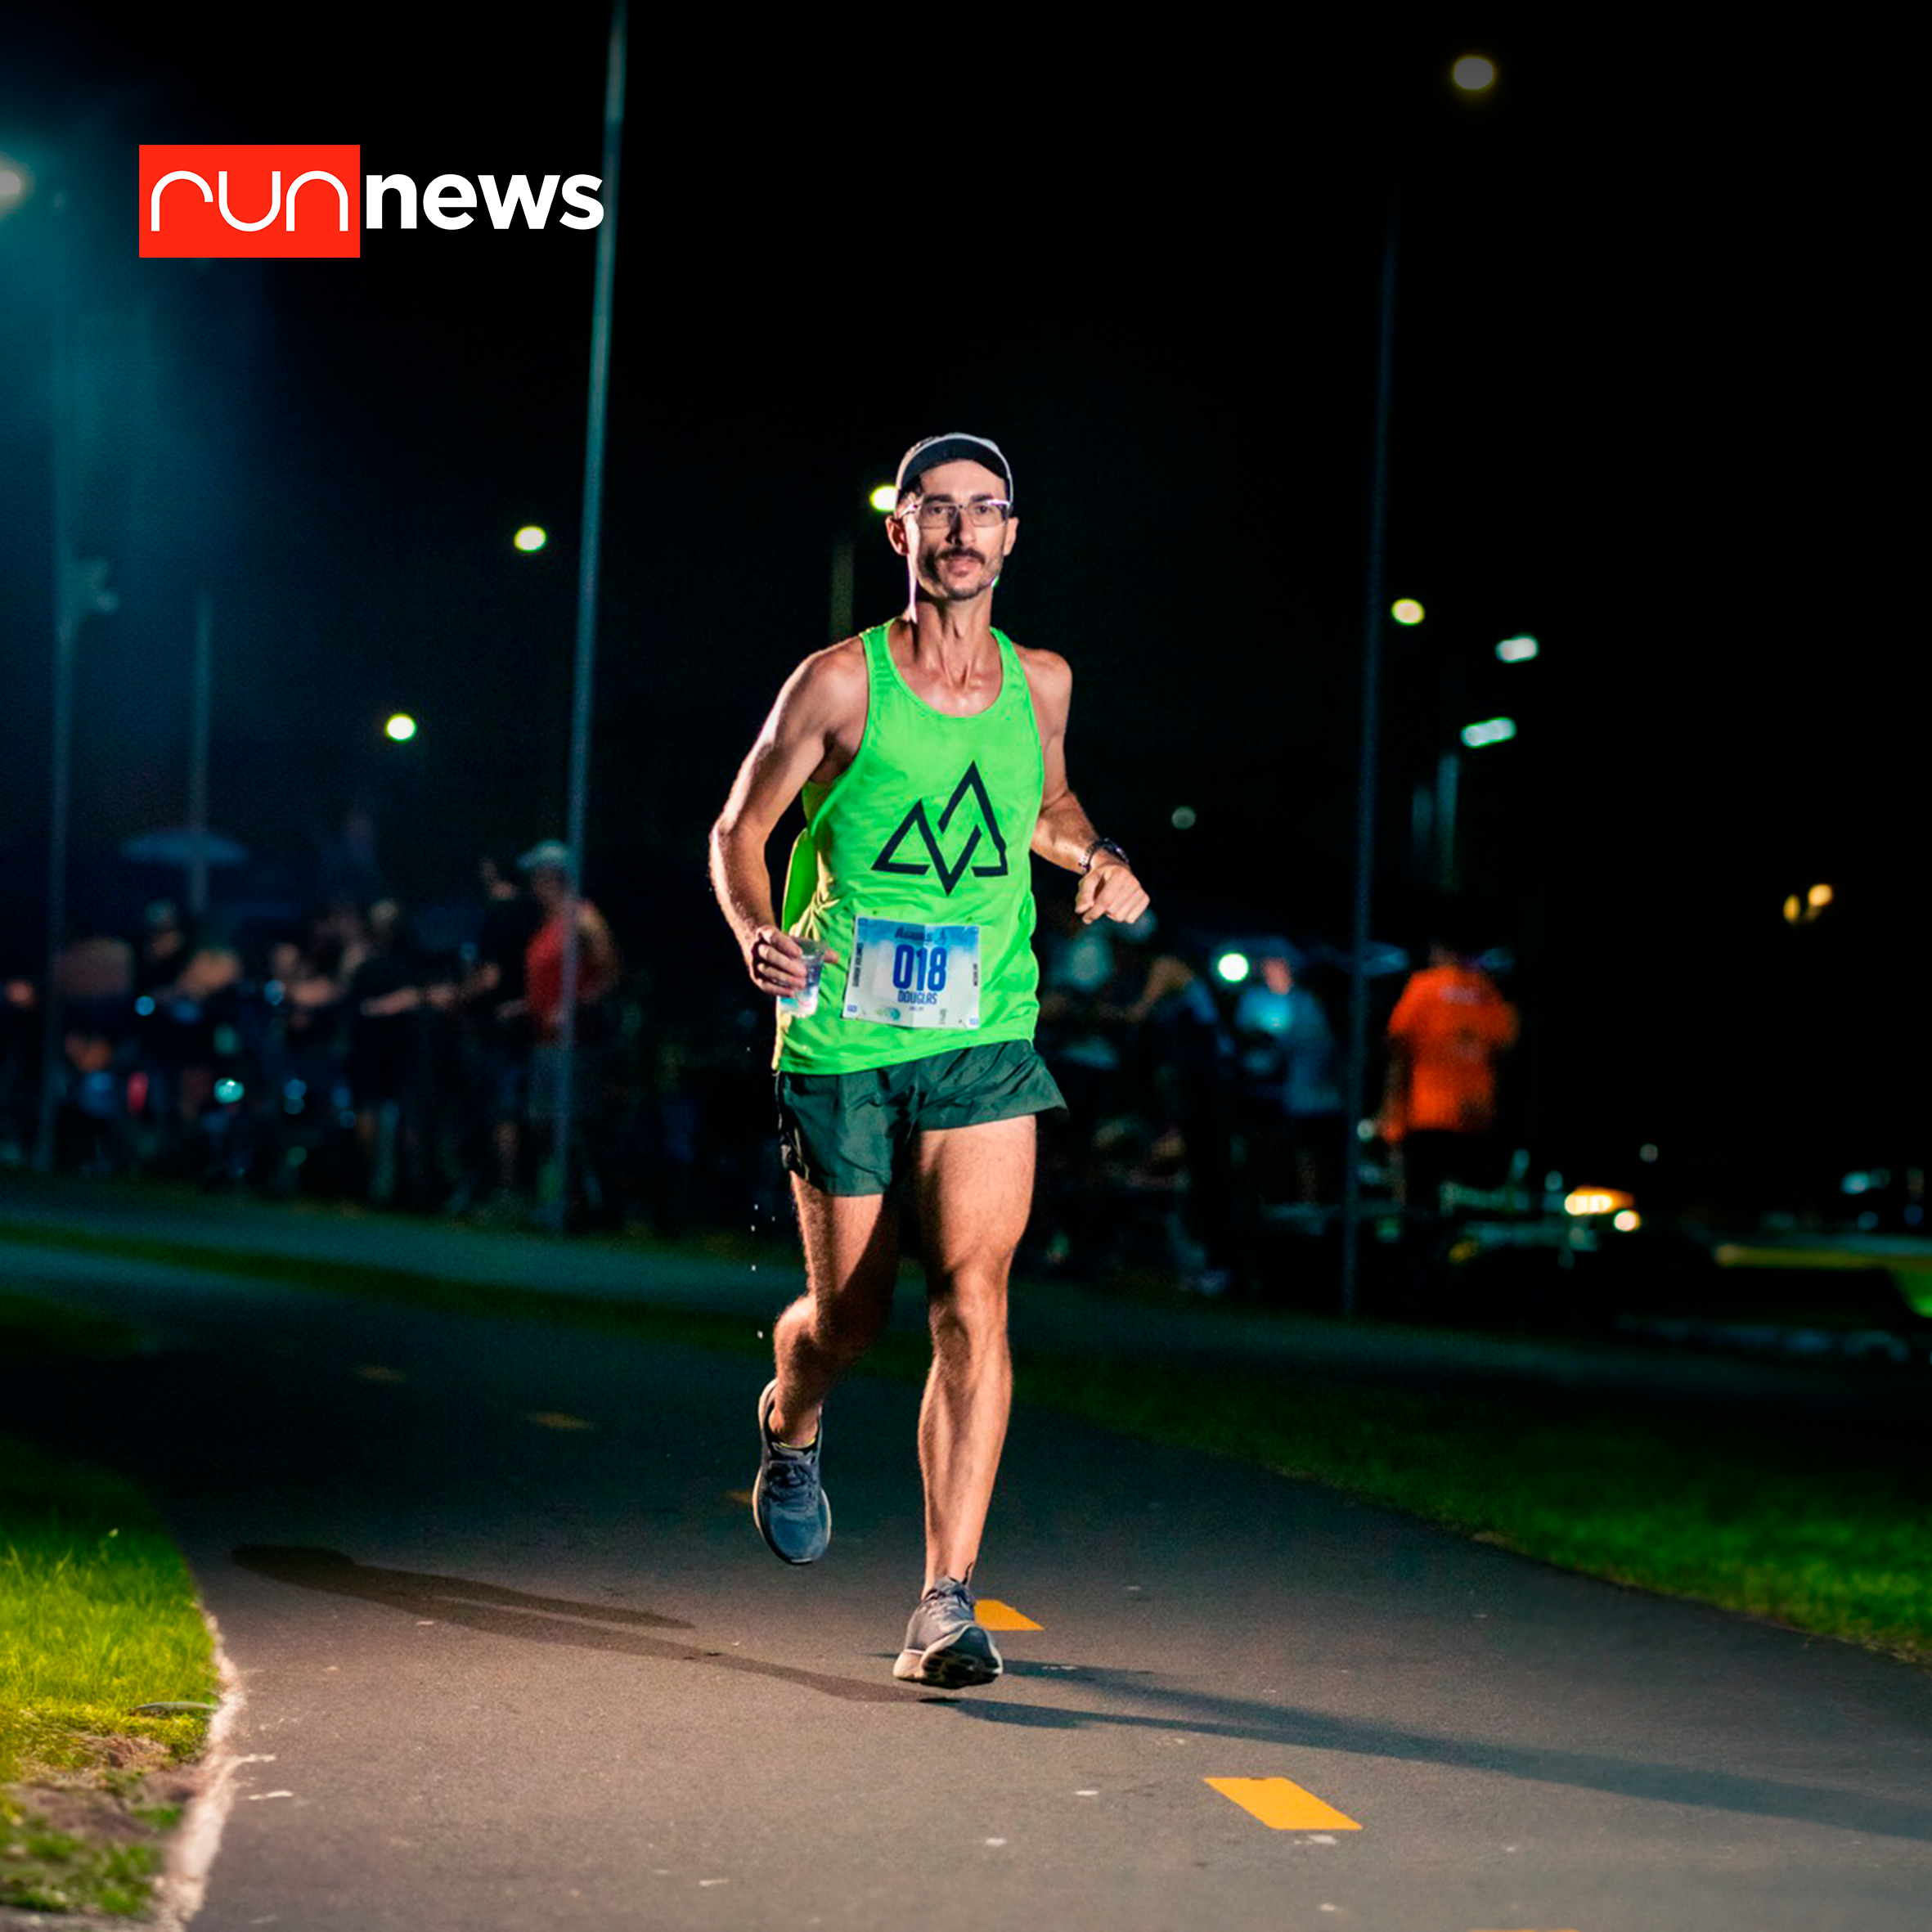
top-left (709, 649), bottom-right (860, 995)
top-left (1023, 650), bottom-right (1151, 926)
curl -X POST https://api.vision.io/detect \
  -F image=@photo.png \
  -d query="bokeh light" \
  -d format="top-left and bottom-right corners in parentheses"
top-left (385, 713), bottom-right (417, 742)
top-left (1452, 55), bottom-right (1497, 92)
top-left (514, 525), bottom-right (548, 553)
top-left (1391, 599), bottom-right (1426, 625)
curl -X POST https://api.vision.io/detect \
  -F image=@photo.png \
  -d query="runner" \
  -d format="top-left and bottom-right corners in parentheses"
top-left (709, 433), bottom-right (1149, 1687)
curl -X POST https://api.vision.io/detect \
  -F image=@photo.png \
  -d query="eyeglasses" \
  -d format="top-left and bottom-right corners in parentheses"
top-left (903, 498), bottom-right (1013, 531)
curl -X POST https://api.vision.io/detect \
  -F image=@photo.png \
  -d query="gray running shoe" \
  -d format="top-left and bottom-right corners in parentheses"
top-left (753, 1380), bottom-right (830, 1564)
top-left (892, 1576), bottom-right (1003, 1687)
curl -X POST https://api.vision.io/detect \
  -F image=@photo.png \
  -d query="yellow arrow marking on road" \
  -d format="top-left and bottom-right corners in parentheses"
top-left (1204, 1777), bottom-right (1361, 1831)
top-left (525, 1412), bottom-right (593, 1431)
top-left (974, 1600), bottom-right (1041, 1630)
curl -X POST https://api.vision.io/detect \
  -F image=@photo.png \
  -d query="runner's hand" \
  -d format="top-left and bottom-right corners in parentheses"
top-left (747, 927), bottom-right (840, 995)
top-left (1075, 856), bottom-right (1150, 927)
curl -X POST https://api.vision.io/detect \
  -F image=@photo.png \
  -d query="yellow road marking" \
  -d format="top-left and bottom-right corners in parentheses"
top-left (975, 1599), bottom-right (1041, 1630)
top-left (355, 1364), bottom-right (407, 1382)
top-left (1204, 1777), bottom-right (1362, 1831)
top-left (524, 1411), bottom-right (593, 1431)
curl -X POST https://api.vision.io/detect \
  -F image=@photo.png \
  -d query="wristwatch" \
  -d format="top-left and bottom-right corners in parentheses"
top-left (1081, 837), bottom-right (1129, 874)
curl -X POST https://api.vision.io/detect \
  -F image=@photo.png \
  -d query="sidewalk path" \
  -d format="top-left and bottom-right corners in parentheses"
top-left (4, 1177), bottom-right (1930, 1930)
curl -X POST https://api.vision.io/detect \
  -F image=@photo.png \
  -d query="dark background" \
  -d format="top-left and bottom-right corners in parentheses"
top-left (0, 11), bottom-right (1912, 1218)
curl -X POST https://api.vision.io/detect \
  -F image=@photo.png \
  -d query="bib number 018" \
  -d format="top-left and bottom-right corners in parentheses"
top-left (844, 916), bottom-right (980, 1028)
top-left (892, 942), bottom-right (948, 995)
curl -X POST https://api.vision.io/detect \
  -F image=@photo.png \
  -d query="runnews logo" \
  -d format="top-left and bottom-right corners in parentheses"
top-left (138, 145), bottom-right (604, 258)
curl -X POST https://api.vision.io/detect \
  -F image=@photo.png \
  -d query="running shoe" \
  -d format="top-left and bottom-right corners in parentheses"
top-left (892, 1576), bottom-right (1003, 1687)
top-left (753, 1379), bottom-right (830, 1564)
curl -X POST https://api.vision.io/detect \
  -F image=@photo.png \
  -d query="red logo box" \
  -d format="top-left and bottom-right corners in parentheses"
top-left (140, 145), bottom-right (362, 258)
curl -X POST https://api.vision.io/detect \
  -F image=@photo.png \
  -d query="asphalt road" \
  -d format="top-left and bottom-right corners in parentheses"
top-left (4, 1206), bottom-right (1932, 1931)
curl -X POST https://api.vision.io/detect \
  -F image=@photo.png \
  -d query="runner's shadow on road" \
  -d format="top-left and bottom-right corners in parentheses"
top-left (955, 1663), bottom-right (1932, 1844)
top-left (234, 1547), bottom-right (902, 1705)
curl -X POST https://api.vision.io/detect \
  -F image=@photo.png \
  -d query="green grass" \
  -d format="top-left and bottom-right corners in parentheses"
top-left (1, 1431), bottom-right (216, 1917)
top-left (0, 1810), bottom-right (168, 1918)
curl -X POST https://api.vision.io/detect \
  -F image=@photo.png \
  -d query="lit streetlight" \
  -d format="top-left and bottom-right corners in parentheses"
top-left (1784, 883), bottom-right (1833, 926)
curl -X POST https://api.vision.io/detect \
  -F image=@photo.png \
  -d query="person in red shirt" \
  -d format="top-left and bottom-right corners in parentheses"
top-left (1381, 940), bottom-right (1519, 1216)
top-left (506, 841), bottom-right (622, 1224)
top-left (518, 842), bottom-right (618, 1043)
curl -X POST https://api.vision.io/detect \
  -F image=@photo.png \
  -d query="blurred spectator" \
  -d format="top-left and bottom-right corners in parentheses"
top-left (1108, 919), bottom-right (1237, 1291)
top-left (55, 935), bottom-right (136, 1174)
top-left (1380, 937), bottom-right (1519, 1215)
top-left (1232, 943), bottom-right (1343, 1206)
top-left (444, 857), bottom-right (542, 1218)
top-left (345, 899), bottom-right (420, 1204)
top-left (511, 842), bottom-right (622, 1226)
top-left (134, 900), bottom-right (189, 998)
top-left (257, 924), bottom-right (356, 1194)
top-left (129, 927), bottom-right (244, 1172)
top-left (1031, 895), bottom-right (1122, 1273)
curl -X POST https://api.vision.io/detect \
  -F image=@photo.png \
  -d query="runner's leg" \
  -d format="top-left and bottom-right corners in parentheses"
top-left (910, 1113), bottom-right (1033, 1587)
top-left (769, 1178), bottom-right (900, 1445)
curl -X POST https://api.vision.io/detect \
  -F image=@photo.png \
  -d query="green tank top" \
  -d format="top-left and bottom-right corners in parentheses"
top-left (775, 621), bottom-right (1045, 1074)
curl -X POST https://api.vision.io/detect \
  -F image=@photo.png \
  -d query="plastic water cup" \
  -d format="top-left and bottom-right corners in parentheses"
top-left (777, 938), bottom-right (827, 1017)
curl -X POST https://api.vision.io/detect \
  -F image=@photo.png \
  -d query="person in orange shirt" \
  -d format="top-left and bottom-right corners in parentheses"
top-left (1381, 940), bottom-right (1518, 1216)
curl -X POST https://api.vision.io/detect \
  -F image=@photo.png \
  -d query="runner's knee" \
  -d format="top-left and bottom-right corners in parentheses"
top-left (927, 1274), bottom-right (1009, 1352)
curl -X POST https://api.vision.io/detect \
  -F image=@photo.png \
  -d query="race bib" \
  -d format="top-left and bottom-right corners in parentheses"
top-left (843, 919), bottom-right (982, 1029)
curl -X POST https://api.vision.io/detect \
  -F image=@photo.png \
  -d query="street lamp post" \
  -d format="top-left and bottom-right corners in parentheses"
top-left (34, 185), bottom-right (119, 1170)
top-left (1340, 52), bottom-right (1498, 1316)
top-left (548, 0), bottom-right (627, 1231)
top-left (1339, 173), bottom-right (1400, 1317)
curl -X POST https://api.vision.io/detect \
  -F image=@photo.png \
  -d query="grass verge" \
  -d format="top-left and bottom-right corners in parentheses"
top-left (2, 1421), bottom-right (216, 1919)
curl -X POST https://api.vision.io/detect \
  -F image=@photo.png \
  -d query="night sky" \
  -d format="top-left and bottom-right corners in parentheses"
top-left (0, 15), bottom-right (1912, 1215)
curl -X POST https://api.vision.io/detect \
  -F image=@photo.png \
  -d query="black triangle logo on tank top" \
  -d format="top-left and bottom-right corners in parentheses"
top-left (871, 762), bottom-right (1009, 896)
